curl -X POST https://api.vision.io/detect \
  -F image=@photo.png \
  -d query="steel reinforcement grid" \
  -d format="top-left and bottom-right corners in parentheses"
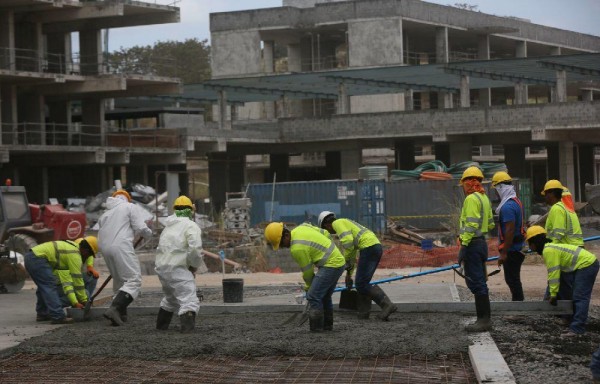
top-left (1, 353), bottom-right (477, 383)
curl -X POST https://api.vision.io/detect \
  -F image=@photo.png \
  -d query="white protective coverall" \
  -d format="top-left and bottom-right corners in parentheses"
top-left (155, 214), bottom-right (203, 315)
top-left (98, 196), bottom-right (152, 298)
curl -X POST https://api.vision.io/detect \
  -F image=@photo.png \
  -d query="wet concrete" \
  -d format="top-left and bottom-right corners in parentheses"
top-left (6, 311), bottom-right (470, 360)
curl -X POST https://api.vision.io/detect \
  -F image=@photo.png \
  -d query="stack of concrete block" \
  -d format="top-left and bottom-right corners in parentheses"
top-left (223, 197), bottom-right (251, 237)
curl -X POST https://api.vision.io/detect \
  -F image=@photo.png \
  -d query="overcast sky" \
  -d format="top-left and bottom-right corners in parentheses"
top-left (108, 0), bottom-right (600, 50)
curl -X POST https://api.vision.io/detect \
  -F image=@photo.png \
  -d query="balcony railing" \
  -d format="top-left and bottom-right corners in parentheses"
top-left (1, 122), bottom-right (184, 149)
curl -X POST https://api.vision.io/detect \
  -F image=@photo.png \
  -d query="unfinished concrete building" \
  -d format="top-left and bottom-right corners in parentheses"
top-left (198, 0), bottom-right (600, 207)
top-left (0, 0), bottom-right (188, 203)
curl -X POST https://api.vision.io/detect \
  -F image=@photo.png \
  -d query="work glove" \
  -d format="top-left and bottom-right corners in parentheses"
top-left (345, 273), bottom-right (354, 290)
top-left (86, 266), bottom-right (99, 279)
top-left (549, 296), bottom-right (558, 306)
top-left (457, 246), bottom-right (467, 265)
top-left (72, 303), bottom-right (84, 309)
top-left (189, 266), bottom-right (197, 277)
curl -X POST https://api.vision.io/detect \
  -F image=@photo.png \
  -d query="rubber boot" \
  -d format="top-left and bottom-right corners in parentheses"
top-left (119, 307), bottom-right (128, 323)
top-left (369, 285), bottom-right (397, 321)
top-left (180, 311), bottom-right (196, 333)
top-left (156, 308), bottom-right (173, 330)
top-left (465, 294), bottom-right (492, 332)
top-left (103, 291), bottom-right (133, 326)
top-left (308, 309), bottom-right (324, 332)
top-left (356, 293), bottom-right (372, 320)
top-left (323, 309), bottom-right (334, 331)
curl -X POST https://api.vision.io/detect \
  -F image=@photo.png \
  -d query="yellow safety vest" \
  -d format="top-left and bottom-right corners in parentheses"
top-left (459, 192), bottom-right (494, 246)
top-left (545, 202), bottom-right (584, 247)
top-left (331, 218), bottom-right (379, 274)
top-left (543, 243), bottom-right (597, 297)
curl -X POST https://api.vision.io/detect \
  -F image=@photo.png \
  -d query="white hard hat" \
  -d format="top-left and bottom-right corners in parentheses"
top-left (318, 211), bottom-right (335, 228)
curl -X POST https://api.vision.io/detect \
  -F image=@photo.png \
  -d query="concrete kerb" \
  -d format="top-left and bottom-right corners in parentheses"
top-left (468, 332), bottom-right (517, 384)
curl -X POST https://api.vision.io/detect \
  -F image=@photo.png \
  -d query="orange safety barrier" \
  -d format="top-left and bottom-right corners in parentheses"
top-left (379, 239), bottom-right (499, 269)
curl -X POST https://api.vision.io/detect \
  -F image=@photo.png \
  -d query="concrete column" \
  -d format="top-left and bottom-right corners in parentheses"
top-left (553, 70), bottom-right (567, 103)
top-left (269, 154), bottom-right (290, 182)
top-left (404, 90), bottom-right (414, 111)
top-left (558, 141), bottom-right (576, 194)
top-left (582, 89), bottom-right (594, 101)
top-left (0, 11), bottom-right (15, 70)
top-left (436, 27), bottom-right (452, 109)
top-left (450, 140), bottom-right (472, 165)
top-left (514, 41), bottom-right (528, 104)
top-left (208, 152), bottom-right (245, 212)
top-left (550, 46), bottom-right (561, 56)
top-left (460, 75), bottom-right (470, 108)
top-left (340, 150), bottom-right (362, 180)
top-left (79, 29), bottom-right (103, 75)
top-left (394, 140), bottom-right (416, 170)
top-left (434, 143), bottom-right (450, 166)
top-left (478, 34), bottom-right (491, 107)
top-left (81, 100), bottom-right (105, 146)
top-left (503, 144), bottom-right (527, 179)
top-left (263, 40), bottom-right (276, 120)
top-left (325, 152), bottom-right (342, 179)
top-left (217, 90), bottom-right (230, 129)
top-left (337, 83), bottom-right (350, 114)
top-left (575, 144), bottom-right (595, 201)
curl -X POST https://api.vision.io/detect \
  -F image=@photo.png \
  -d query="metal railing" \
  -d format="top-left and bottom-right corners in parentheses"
top-left (1, 122), bottom-right (185, 149)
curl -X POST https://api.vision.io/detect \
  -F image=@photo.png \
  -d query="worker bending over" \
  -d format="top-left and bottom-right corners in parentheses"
top-left (526, 226), bottom-right (598, 337)
top-left (24, 237), bottom-right (96, 324)
top-left (155, 196), bottom-right (204, 333)
top-left (542, 179), bottom-right (584, 247)
top-left (458, 166), bottom-right (494, 332)
top-left (318, 211), bottom-right (397, 321)
top-left (76, 237), bottom-right (100, 297)
top-left (265, 222), bottom-right (345, 332)
top-left (491, 172), bottom-right (526, 301)
top-left (98, 189), bottom-right (153, 326)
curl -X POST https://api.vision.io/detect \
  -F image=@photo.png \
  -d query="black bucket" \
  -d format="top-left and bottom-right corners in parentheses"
top-left (222, 278), bottom-right (244, 303)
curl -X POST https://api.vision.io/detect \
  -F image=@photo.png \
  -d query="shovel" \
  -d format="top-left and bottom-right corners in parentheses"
top-left (281, 302), bottom-right (309, 326)
top-left (452, 265), bottom-right (501, 283)
top-left (83, 275), bottom-right (112, 321)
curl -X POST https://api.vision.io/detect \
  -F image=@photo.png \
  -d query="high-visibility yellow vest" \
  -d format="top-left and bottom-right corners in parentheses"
top-left (545, 201), bottom-right (584, 247)
top-left (331, 218), bottom-right (379, 273)
top-left (543, 243), bottom-right (597, 297)
top-left (459, 192), bottom-right (494, 246)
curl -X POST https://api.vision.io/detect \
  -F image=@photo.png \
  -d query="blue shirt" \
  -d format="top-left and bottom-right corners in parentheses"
top-left (499, 199), bottom-right (525, 252)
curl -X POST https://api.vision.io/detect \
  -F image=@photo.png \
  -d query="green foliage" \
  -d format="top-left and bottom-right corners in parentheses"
top-left (107, 38), bottom-right (211, 84)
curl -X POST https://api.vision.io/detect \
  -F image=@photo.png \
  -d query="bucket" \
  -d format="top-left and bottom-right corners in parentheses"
top-left (222, 278), bottom-right (244, 303)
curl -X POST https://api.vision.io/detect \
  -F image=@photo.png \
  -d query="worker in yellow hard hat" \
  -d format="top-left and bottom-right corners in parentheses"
top-left (458, 166), bottom-right (495, 332)
top-left (264, 222), bottom-right (346, 332)
top-left (75, 236), bottom-right (100, 297)
top-left (541, 179), bottom-right (584, 247)
top-left (491, 171), bottom-right (526, 301)
top-left (98, 187), bottom-right (153, 326)
top-left (155, 195), bottom-right (204, 333)
top-left (526, 226), bottom-right (598, 337)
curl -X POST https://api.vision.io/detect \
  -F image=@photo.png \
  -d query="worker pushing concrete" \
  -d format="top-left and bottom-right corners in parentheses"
top-left (318, 211), bottom-right (397, 321)
top-left (155, 195), bottom-right (204, 333)
top-left (24, 237), bottom-right (97, 324)
top-left (526, 226), bottom-right (599, 337)
top-left (491, 171), bottom-right (526, 301)
top-left (458, 166), bottom-right (495, 332)
top-left (98, 189), bottom-right (153, 326)
top-left (264, 222), bottom-right (345, 332)
top-left (541, 179), bottom-right (584, 247)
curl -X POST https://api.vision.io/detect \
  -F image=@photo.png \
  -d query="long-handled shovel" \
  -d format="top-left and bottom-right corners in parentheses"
top-left (83, 275), bottom-right (112, 321)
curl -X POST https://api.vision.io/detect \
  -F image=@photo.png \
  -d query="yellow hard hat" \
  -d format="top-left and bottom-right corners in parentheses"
top-left (112, 189), bottom-right (131, 202)
top-left (459, 166), bottom-right (484, 185)
top-left (541, 179), bottom-right (564, 196)
top-left (525, 225), bottom-right (547, 241)
top-left (173, 195), bottom-right (193, 209)
top-left (75, 236), bottom-right (99, 256)
top-left (491, 171), bottom-right (512, 187)
top-left (264, 222), bottom-right (284, 250)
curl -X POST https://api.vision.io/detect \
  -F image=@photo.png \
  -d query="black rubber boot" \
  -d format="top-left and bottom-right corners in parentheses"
top-left (324, 309), bottom-right (334, 331)
top-left (156, 308), bottom-right (173, 330)
top-left (180, 311), bottom-right (196, 333)
top-left (119, 307), bottom-right (128, 323)
top-left (356, 293), bottom-right (372, 319)
top-left (308, 309), bottom-right (324, 332)
top-left (103, 291), bottom-right (133, 326)
top-left (369, 285), bottom-right (397, 321)
top-left (465, 294), bottom-right (492, 332)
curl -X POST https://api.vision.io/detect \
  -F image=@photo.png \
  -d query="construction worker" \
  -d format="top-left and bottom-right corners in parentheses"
top-left (98, 189), bottom-right (153, 326)
top-left (526, 226), bottom-right (599, 337)
top-left (541, 179), bottom-right (584, 247)
top-left (155, 195), bottom-right (204, 333)
top-left (75, 237), bottom-right (100, 297)
top-left (318, 211), bottom-right (397, 321)
top-left (491, 172), bottom-right (526, 301)
top-left (264, 222), bottom-right (346, 332)
top-left (24, 237), bottom-right (96, 324)
top-left (458, 166), bottom-right (495, 332)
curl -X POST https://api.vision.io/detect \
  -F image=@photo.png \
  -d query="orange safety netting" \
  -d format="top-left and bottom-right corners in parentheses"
top-left (379, 239), bottom-right (499, 269)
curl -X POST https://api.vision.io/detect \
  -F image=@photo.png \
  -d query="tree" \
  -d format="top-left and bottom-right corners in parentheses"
top-left (107, 38), bottom-right (211, 84)
top-left (452, 3), bottom-right (479, 11)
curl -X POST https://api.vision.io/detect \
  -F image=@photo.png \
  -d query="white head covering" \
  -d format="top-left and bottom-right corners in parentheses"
top-left (495, 183), bottom-right (517, 214)
top-left (114, 194), bottom-right (129, 203)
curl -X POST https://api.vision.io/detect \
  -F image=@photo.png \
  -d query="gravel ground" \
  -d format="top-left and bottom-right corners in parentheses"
top-left (457, 285), bottom-right (600, 384)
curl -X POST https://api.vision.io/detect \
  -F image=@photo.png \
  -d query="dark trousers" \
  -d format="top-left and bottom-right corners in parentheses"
top-left (503, 250), bottom-right (525, 301)
top-left (464, 237), bottom-right (489, 296)
top-left (355, 244), bottom-right (382, 295)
